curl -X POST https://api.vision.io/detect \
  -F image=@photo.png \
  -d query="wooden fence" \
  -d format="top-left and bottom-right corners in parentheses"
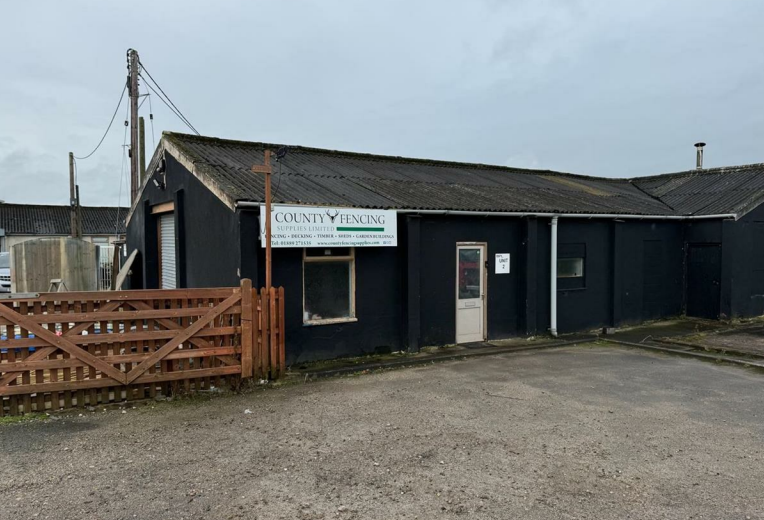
top-left (0, 279), bottom-right (284, 416)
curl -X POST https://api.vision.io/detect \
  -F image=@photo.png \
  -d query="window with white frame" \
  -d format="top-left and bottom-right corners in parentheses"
top-left (303, 247), bottom-right (355, 324)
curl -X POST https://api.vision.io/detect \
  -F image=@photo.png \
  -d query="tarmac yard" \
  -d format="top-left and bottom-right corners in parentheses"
top-left (1, 344), bottom-right (763, 519)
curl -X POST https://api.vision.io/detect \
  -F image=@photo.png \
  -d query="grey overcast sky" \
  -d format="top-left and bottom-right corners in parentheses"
top-left (1, 0), bottom-right (763, 207)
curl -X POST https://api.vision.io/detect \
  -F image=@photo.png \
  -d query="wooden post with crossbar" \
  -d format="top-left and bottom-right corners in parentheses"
top-left (240, 278), bottom-right (253, 378)
top-left (252, 150), bottom-right (273, 378)
top-left (251, 150), bottom-right (273, 292)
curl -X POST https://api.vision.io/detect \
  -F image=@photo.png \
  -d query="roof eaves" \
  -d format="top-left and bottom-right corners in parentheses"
top-left (163, 133), bottom-right (238, 210)
top-left (125, 133), bottom-right (239, 226)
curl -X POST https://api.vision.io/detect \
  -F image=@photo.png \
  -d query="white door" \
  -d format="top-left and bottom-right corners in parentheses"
top-left (456, 244), bottom-right (486, 343)
top-left (159, 213), bottom-right (177, 289)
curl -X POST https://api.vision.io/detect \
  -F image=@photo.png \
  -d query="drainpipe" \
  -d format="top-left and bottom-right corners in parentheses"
top-left (550, 216), bottom-right (558, 337)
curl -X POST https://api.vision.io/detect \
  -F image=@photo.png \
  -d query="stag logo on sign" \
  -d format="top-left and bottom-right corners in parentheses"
top-left (326, 209), bottom-right (340, 223)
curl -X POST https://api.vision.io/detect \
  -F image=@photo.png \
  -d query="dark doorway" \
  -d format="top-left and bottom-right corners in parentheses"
top-left (642, 240), bottom-right (667, 320)
top-left (686, 244), bottom-right (721, 319)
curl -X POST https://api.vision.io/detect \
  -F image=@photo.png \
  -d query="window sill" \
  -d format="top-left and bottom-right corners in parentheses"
top-left (303, 317), bottom-right (358, 327)
top-left (557, 287), bottom-right (587, 292)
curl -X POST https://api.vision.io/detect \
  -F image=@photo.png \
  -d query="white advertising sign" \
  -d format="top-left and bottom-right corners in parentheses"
top-left (495, 253), bottom-right (510, 274)
top-left (260, 205), bottom-right (397, 248)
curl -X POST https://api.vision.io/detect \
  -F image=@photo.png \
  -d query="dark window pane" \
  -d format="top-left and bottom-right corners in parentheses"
top-left (304, 261), bottom-right (351, 321)
top-left (305, 248), bottom-right (351, 258)
top-left (558, 257), bottom-right (584, 278)
top-left (458, 248), bottom-right (481, 299)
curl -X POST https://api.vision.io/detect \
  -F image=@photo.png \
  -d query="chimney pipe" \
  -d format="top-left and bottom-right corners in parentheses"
top-left (694, 142), bottom-right (706, 170)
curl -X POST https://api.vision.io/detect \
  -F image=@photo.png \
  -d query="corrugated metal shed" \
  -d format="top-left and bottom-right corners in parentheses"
top-left (0, 204), bottom-right (127, 235)
top-left (162, 132), bottom-right (764, 217)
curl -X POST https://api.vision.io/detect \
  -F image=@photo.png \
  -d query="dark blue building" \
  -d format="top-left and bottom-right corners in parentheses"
top-left (126, 133), bottom-right (764, 363)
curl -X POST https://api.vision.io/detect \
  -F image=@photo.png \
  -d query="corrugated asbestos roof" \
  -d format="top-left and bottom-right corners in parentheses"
top-left (162, 132), bottom-right (764, 217)
top-left (0, 203), bottom-right (127, 236)
top-left (632, 164), bottom-right (764, 216)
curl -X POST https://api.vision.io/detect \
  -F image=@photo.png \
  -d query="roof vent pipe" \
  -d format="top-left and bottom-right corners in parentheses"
top-left (694, 142), bottom-right (706, 170)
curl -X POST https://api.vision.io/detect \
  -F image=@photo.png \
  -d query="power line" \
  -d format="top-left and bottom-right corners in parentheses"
top-left (140, 77), bottom-right (200, 136)
top-left (140, 76), bottom-right (189, 129)
top-left (138, 62), bottom-right (200, 135)
top-left (271, 147), bottom-right (290, 201)
top-left (74, 80), bottom-right (128, 160)
top-left (139, 62), bottom-right (198, 134)
top-left (272, 158), bottom-right (284, 201)
top-left (147, 93), bottom-right (156, 149)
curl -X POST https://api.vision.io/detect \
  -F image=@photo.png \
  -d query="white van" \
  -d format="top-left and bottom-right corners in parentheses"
top-left (0, 252), bottom-right (10, 293)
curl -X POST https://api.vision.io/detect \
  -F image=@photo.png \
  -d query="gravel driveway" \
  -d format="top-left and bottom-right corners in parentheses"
top-left (2, 345), bottom-right (763, 519)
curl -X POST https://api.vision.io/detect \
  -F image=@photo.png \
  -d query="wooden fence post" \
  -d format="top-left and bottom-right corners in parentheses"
top-left (255, 287), bottom-right (261, 378)
top-left (255, 289), bottom-right (263, 379)
top-left (269, 287), bottom-right (277, 379)
top-left (260, 287), bottom-right (270, 379)
top-left (278, 286), bottom-right (286, 377)
top-left (240, 278), bottom-right (253, 378)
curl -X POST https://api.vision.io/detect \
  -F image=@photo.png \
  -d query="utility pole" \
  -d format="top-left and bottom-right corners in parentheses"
top-left (139, 116), bottom-right (147, 183)
top-left (252, 150), bottom-right (273, 291)
top-left (128, 49), bottom-right (140, 203)
top-left (75, 186), bottom-right (83, 238)
top-left (68, 152), bottom-right (81, 238)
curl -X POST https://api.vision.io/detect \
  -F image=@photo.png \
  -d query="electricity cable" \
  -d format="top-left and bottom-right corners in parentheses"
top-left (140, 78), bottom-right (200, 136)
top-left (138, 61), bottom-right (200, 135)
top-left (74, 80), bottom-right (128, 160)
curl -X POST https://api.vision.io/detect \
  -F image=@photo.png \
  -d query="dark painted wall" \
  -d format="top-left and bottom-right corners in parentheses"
top-left (418, 215), bottom-right (521, 346)
top-left (125, 199), bottom-right (146, 289)
top-left (238, 209), bottom-right (259, 282)
top-left (126, 154), bottom-right (240, 289)
top-left (726, 204), bottom-right (764, 318)
top-left (243, 215), bottom-right (405, 365)
top-left (533, 218), bottom-right (684, 334)
top-left (535, 219), bottom-right (613, 333)
top-left (618, 221), bottom-right (684, 325)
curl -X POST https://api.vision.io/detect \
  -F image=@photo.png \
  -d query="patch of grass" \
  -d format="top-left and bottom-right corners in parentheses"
top-left (675, 333), bottom-right (706, 343)
top-left (0, 413), bottom-right (47, 426)
top-left (295, 350), bottom-right (414, 373)
top-left (144, 386), bottom-right (241, 410)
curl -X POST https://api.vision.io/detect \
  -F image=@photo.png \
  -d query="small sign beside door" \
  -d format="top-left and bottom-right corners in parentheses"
top-left (495, 253), bottom-right (510, 274)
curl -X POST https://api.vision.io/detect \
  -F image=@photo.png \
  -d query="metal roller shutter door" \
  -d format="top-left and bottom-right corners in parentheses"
top-left (159, 213), bottom-right (176, 289)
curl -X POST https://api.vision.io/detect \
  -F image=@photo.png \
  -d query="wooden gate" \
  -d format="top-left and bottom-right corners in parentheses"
top-left (0, 279), bottom-right (285, 415)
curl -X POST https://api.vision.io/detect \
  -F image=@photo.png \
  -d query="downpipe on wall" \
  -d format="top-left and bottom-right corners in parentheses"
top-left (550, 216), bottom-right (558, 337)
